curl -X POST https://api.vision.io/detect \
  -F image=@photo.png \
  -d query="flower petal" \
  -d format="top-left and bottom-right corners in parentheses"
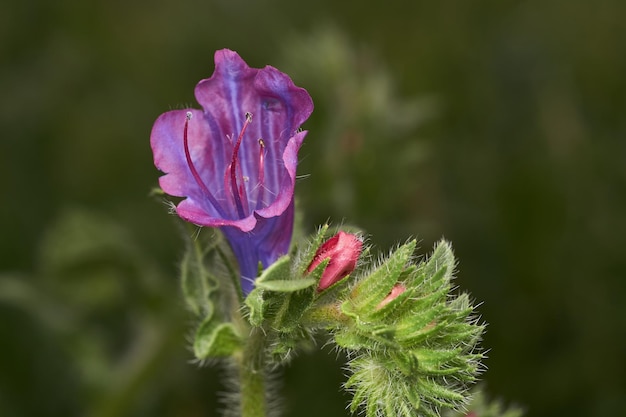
top-left (222, 200), bottom-right (296, 294)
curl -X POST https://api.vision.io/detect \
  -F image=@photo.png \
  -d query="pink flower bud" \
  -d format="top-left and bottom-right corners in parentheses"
top-left (376, 283), bottom-right (406, 309)
top-left (307, 231), bottom-right (363, 291)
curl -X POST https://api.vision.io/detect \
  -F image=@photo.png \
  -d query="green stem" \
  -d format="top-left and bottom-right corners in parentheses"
top-left (236, 326), bottom-right (268, 417)
top-left (216, 244), bottom-right (244, 304)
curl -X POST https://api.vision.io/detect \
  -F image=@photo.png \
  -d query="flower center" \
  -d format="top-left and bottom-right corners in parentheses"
top-left (184, 111), bottom-right (267, 220)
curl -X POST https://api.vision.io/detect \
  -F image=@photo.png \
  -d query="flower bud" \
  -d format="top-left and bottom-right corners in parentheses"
top-left (307, 231), bottom-right (363, 291)
top-left (376, 283), bottom-right (406, 310)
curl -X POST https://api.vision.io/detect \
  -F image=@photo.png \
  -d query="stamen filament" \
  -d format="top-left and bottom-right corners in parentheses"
top-left (257, 138), bottom-right (266, 209)
top-left (229, 112), bottom-right (253, 218)
top-left (183, 112), bottom-right (226, 216)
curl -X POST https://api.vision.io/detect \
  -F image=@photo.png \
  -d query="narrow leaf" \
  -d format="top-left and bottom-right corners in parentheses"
top-left (256, 278), bottom-right (317, 292)
top-left (255, 255), bottom-right (291, 284)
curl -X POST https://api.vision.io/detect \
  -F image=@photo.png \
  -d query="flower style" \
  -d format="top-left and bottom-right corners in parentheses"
top-left (151, 49), bottom-right (313, 294)
top-left (308, 231), bottom-right (363, 291)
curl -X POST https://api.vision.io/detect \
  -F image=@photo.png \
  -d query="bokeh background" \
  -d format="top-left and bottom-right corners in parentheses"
top-left (1, 1), bottom-right (625, 416)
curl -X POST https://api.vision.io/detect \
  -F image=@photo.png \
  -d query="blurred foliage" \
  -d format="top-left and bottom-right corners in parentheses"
top-left (0, 208), bottom-right (222, 417)
top-left (1, 1), bottom-right (626, 417)
top-left (278, 25), bottom-right (435, 242)
top-left (443, 387), bottom-right (524, 417)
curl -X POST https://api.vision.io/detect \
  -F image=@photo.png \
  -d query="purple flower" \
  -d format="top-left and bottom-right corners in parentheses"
top-left (150, 49), bottom-right (313, 294)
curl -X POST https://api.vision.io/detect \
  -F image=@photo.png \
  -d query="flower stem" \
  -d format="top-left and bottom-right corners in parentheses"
top-left (236, 326), bottom-right (268, 417)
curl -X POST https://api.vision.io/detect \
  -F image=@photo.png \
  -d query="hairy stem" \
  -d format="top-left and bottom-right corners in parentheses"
top-left (236, 326), bottom-right (268, 417)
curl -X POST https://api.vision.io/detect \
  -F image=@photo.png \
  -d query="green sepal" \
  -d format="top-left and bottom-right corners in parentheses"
top-left (365, 279), bottom-right (414, 321)
top-left (294, 224), bottom-right (330, 277)
top-left (245, 288), bottom-right (265, 327)
top-left (413, 239), bottom-right (455, 292)
top-left (267, 258), bottom-right (329, 338)
top-left (345, 240), bottom-right (416, 315)
top-left (268, 326), bottom-right (315, 363)
top-left (393, 305), bottom-right (448, 346)
top-left (244, 254), bottom-right (320, 329)
top-left (256, 278), bottom-right (317, 292)
top-left (272, 285), bottom-right (316, 331)
top-left (193, 313), bottom-right (242, 359)
top-left (254, 254), bottom-right (318, 292)
top-left (334, 324), bottom-right (399, 350)
top-left (422, 239), bottom-right (455, 274)
top-left (388, 350), bottom-right (420, 377)
top-left (405, 385), bottom-right (422, 411)
top-left (334, 331), bottom-right (368, 350)
top-left (416, 377), bottom-right (465, 406)
top-left (255, 255), bottom-right (291, 286)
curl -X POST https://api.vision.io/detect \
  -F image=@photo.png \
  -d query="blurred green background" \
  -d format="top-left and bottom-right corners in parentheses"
top-left (1, 0), bottom-right (625, 416)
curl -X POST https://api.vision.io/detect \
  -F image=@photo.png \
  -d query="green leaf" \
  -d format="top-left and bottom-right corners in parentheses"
top-left (193, 316), bottom-right (241, 359)
top-left (180, 247), bottom-right (218, 316)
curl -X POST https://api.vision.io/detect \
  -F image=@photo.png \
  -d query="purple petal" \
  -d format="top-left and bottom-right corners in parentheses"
top-left (222, 199), bottom-right (296, 294)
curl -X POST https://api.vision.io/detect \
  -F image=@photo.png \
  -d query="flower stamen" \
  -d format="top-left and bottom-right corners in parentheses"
top-left (257, 138), bottom-right (266, 209)
top-left (229, 112), bottom-right (253, 218)
top-left (183, 112), bottom-right (226, 216)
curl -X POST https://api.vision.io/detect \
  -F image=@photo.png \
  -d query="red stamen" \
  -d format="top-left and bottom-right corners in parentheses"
top-left (229, 112), bottom-right (253, 218)
top-left (257, 138), bottom-right (266, 209)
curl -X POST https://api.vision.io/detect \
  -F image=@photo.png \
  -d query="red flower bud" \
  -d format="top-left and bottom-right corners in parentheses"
top-left (307, 231), bottom-right (363, 291)
top-left (376, 283), bottom-right (406, 309)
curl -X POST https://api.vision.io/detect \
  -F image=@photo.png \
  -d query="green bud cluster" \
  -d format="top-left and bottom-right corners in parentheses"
top-left (324, 240), bottom-right (485, 417)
